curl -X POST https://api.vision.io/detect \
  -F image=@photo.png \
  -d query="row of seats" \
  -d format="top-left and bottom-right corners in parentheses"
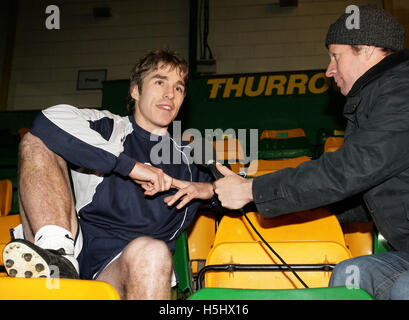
top-left (205, 128), bottom-right (344, 176)
top-left (0, 128), bottom-right (361, 297)
top-left (187, 134), bottom-right (373, 291)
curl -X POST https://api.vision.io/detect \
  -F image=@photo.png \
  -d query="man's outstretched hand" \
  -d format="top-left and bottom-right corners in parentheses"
top-left (213, 162), bottom-right (254, 210)
top-left (164, 179), bottom-right (214, 210)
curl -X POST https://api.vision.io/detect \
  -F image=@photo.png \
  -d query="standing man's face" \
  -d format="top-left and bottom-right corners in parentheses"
top-left (325, 44), bottom-right (368, 96)
top-left (130, 63), bottom-right (186, 135)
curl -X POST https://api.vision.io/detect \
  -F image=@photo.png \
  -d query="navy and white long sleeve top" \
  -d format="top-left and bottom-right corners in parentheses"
top-left (30, 104), bottom-right (213, 251)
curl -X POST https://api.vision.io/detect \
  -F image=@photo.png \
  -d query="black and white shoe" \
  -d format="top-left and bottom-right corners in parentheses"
top-left (2, 239), bottom-right (79, 279)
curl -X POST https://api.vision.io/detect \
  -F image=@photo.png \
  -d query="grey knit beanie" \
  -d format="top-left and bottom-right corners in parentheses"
top-left (325, 5), bottom-right (405, 51)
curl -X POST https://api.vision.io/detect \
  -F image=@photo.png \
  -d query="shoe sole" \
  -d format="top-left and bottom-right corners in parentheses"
top-left (3, 242), bottom-right (51, 278)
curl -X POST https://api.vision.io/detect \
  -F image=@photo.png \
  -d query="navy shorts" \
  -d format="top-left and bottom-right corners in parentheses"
top-left (75, 219), bottom-right (129, 280)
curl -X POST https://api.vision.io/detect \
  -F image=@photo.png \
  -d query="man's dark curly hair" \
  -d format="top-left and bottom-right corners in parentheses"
top-left (127, 49), bottom-right (189, 114)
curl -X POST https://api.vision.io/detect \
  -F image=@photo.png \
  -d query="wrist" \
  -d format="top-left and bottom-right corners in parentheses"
top-left (201, 182), bottom-right (215, 199)
top-left (244, 178), bottom-right (254, 202)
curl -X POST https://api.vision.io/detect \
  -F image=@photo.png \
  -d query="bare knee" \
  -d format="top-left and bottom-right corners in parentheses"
top-left (19, 132), bottom-right (66, 170)
top-left (120, 237), bottom-right (173, 283)
top-left (114, 237), bottom-right (172, 299)
top-left (121, 237), bottom-right (172, 273)
top-left (19, 132), bottom-right (45, 157)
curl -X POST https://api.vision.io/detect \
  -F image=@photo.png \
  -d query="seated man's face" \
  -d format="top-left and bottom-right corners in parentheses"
top-left (131, 63), bottom-right (186, 134)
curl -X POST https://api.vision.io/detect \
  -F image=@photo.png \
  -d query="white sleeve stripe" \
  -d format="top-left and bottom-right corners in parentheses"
top-left (42, 104), bottom-right (125, 157)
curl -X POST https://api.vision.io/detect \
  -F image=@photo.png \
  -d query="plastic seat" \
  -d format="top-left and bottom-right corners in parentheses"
top-left (0, 214), bottom-right (120, 299)
top-left (212, 138), bottom-right (245, 174)
top-left (187, 211), bottom-right (216, 276)
top-left (0, 179), bottom-right (12, 216)
top-left (213, 209), bottom-right (347, 246)
top-left (258, 129), bottom-right (313, 160)
top-left (324, 137), bottom-right (344, 153)
top-left (0, 277), bottom-right (120, 300)
top-left (343, 222), bottom-right (373, 257)
top-left (317, 128), bottom-right (345, 146)
top-left (246, 156), bottom-right (310, 177)
top-left (205, 241), bottom-right (351, 289)
top-left (204, 209), bottom-right (351, 289)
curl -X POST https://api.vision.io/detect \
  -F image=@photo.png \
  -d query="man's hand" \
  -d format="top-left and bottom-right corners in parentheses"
top-left (213, 162), bottom-right (254, 209)
top-left (164, 180), bottom-right (214, 210)
top-left (129, 162), bottom-right (177, 196)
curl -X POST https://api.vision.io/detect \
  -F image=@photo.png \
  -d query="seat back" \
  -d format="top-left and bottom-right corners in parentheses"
top-left (187, 211), bottom-right (216, 276)
top-left (213, 209), bottom-right (346, 246)
top-left (343, 222), bottom-right (373, 257)
top-left (0, 277), bottom-right (120, 300)
top-left (0, 214), bottom-right (120, 300)
top-left (205, 209), bottom-right (351, 289)
top-left (212, 138), bottom-right (245, 173)
top-left (212, 138), bottom-right (245, 161)
top-left (0, 179), bottom-right (12, 216)
top-left (324, 137), bottom-right (344, 153)
top-left (205, 241), bottom-right (351, 289)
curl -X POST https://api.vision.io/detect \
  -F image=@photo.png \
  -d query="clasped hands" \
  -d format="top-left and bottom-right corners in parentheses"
top-left (129, 162), bottom-right (253, 210)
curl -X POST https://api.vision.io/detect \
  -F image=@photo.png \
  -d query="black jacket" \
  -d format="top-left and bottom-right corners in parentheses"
top-left (252, 49), bottom-right (409, 252)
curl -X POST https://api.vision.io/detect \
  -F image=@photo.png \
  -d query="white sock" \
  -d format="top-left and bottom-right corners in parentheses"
top-left (34, 225), bottom-right (79, 273)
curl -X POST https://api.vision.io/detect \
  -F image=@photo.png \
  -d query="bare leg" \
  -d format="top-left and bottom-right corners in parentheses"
top-left (97, 237), bottom-right (173, 300)
top-left (17, 132), bottom-right (77, 240)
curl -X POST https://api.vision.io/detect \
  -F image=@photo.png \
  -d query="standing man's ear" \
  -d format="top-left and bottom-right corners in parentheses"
top-left (364, 45), bottom-right (376, 59)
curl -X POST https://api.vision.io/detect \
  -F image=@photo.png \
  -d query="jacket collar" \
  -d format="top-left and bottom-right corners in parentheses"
top-left (347, 49), bottom-right (409, 97)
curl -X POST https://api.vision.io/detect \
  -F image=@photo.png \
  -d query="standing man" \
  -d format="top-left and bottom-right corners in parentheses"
top-left (3, 49), bottom-right (216, 300)
top-left (214, 5), bottom-right (409, 299)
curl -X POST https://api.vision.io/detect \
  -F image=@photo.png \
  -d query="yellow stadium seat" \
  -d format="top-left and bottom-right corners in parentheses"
top-left (187, 211), bottom-right (216, 276)
top-left (246, 156), bottom-right (310, 177)
top-left (0, 277), bottom-right (120, 300)
top-left (0, 214), bottom-right (120, 299)
top-left (213, 209), bottom-right (346, 246)
top-left (0, 179), bottom-right (13, 216)
top-left (343, 221), bottom-right (373, 257)
top-left (260, 128), bottom-right (306, 140)
top-left (324, 137), bottom-right (344, 153)
top-left (205, 241), bottom-right (351, 289)
top-left (213, 138), bottom-right (245, 161)
top-left (212, 138), bottom-right (245, 174)
top-left (204, 209), bottom-right (352, 289)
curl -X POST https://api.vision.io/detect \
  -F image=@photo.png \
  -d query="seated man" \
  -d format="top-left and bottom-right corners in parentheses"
top-left (2, 49), bottom-right (216, 300)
